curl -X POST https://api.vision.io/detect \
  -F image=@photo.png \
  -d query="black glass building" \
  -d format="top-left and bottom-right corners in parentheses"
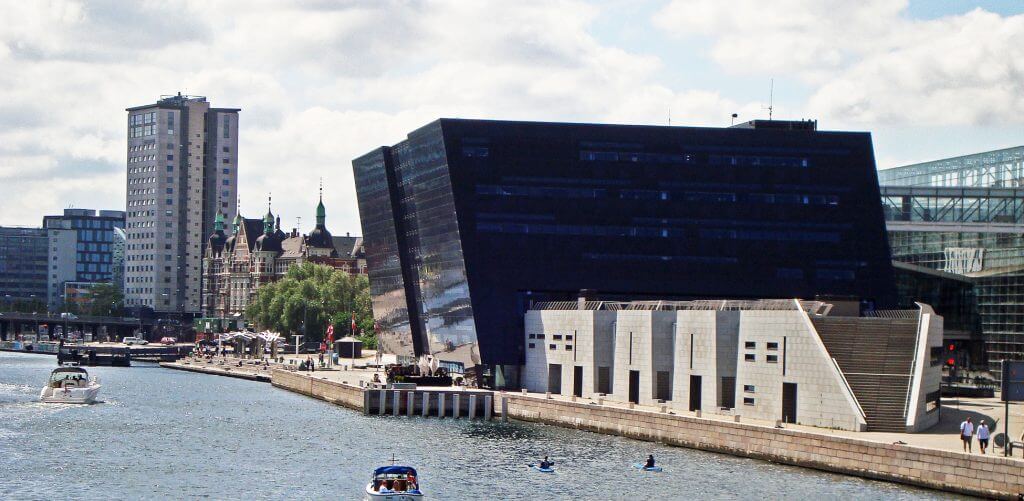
top-left (353, 119), bottom-right (896, 376)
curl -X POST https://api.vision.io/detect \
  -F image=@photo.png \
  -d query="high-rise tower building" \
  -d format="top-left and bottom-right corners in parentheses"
top-left (124, 93), bottom-right (239, 314)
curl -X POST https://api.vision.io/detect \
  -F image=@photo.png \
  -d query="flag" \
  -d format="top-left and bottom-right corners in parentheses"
top-left (326, 324), bottom-right (334, 344)
top-left (351, 312), bottom-right (357, 334)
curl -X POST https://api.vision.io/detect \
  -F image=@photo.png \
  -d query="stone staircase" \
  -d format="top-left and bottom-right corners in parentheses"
top-left (811, 317), bottom-right (920, 432)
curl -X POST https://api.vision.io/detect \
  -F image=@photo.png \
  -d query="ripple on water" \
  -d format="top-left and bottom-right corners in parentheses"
top-left (0, 352), bottom-right (969, 500)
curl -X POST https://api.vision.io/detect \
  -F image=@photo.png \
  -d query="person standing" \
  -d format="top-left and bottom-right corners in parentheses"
top-left (977, 419), bottom-right (990, 454)
top-left (960, 417), bottom-right (974, 453)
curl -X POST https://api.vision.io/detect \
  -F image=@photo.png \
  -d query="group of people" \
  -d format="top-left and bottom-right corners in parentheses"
top-left (374, 476), bottom-right (418, 494)
top-left (959, 416), bottom-right (992, 454)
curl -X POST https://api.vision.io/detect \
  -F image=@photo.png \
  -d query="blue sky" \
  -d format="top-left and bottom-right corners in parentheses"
top-left (0, 0), bottom-right (1021, 231)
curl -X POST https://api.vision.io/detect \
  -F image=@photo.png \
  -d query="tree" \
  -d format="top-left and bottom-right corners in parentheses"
top-left (246, 263), bottom-right (375, 347)
top-left (83, 283), bottom-right (124, 317)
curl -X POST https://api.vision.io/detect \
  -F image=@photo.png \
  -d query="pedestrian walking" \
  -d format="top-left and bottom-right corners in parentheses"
top-left (977, 419), bottom-right (990, 454)
top-left (960, 416), bottom-right (974, 453)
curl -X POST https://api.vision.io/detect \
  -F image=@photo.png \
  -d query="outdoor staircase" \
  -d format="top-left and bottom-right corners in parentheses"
top-left (812, 317), bottom-right (920, 432)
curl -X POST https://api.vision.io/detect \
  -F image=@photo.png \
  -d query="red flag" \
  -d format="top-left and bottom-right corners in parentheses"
top-left (351, 312), bottom-right (357, 333)
top-left (326, 324), bottom-right (334, 343)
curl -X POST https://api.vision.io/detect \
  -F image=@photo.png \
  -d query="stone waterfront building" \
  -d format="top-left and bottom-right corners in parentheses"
top-left (201, 194), bottom-right (365, 319)
top-left (523, 298), bottom-right (943, 432)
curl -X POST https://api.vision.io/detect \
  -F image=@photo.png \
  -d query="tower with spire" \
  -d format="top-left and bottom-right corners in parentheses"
top-left (305, 179), bottom-right (335, 257)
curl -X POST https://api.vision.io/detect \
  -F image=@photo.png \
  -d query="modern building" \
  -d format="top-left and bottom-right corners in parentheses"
top-left (523, 298), bottom-right (943, 432)
top-left (353, 118), bottom-right (897, 380)
top-left (879, 147), bottom-right (1024, 371)
top-left (201, 194), bottom-right (365, 322)
top-left (0, 226), bottom-right (77, 311)
top-left (124, 93), bottom-right (239, 315)
top-left (112, 227), bottom-right (126, 290)
top-left (42, 208), bottom-right (125, 284)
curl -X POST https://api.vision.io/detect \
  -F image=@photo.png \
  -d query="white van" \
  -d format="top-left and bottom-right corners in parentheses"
top-left (122, 337), bottom-right (148, 346)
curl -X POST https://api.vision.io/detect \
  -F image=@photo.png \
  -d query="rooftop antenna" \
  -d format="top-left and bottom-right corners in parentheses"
top-left (296, 216), bottom-right (302, 229)
top-left (764, 78), bottom-right (775, 120)
top-left (668, 108), bottom-right (671, 126)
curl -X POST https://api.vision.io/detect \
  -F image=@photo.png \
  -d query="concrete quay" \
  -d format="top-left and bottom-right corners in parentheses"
top-left (160, 360), bottom-right (272, 382)
top-left (502, 391), bottom-right (1024, 499)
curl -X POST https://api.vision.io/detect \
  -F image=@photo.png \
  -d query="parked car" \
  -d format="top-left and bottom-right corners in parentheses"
top-left (123, 336), bottom-right (148, 346)
top-left (160, 337), bottom-right (177, 345)
top-left (60, 312), bottom-right (78, 319)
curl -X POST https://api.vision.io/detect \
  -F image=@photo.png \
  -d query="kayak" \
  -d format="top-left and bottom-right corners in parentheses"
top-left (530, 465), bottom-right (555, 473)
top-left (633, 463), bottom-right (663, 472)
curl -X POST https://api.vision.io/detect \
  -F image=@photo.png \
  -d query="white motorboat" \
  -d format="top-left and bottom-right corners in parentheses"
top-left (39, 366), bottom-right (101, 404)
top-left (365, 465), bottom-right (423, 500)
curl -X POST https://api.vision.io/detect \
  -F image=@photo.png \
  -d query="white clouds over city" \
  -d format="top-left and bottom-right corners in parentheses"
top-left (0, 0), bottom-right (1020, 230)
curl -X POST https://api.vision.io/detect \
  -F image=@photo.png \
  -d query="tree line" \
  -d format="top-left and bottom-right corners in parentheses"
top-left (245, 262), bottom-right (376, 348)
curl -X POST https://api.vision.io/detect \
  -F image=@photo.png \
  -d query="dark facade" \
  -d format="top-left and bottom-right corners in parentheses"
top-left (43, 209), bottom-right (125, 283)
top-left (354, 119), bottom-right (897, 370)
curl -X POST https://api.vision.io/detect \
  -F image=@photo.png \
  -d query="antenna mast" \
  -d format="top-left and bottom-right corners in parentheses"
top-left (766, 78), bottom-right (774, 120)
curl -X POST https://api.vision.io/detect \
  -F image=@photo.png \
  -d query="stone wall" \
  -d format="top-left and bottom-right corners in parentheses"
top-left (271, 369), bottom-right (365, 411)
top-left (502, 393), bottom-right (1024, 499)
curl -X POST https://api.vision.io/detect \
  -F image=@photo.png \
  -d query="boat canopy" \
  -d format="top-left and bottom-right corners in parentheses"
top-left (372, 466), bottom-right (417, 477)
top-left (52, 367), bottom-right (88, 374)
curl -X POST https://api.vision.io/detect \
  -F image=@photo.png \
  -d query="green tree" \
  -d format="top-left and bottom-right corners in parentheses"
top-left (246, 263), bottom-right (375, 347)
top-left (83, 283), bottom-right (124, 316)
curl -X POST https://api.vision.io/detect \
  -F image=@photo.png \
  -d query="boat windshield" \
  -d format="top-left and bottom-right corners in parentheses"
top-left (50, 370), bottom-right (88, 383)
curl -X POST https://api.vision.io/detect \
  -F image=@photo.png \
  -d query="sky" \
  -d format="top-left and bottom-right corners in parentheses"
top-left (0, 0), bottom-right (1022, 233)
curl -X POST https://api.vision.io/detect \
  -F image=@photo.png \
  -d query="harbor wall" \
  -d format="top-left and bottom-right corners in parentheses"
top-left (502, 393), bottom-right (1024, 499)
top-left (271, 369), bottom-right (365, 411)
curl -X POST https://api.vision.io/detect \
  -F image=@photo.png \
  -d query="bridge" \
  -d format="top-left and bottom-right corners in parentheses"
top-left (0, 311), bottom-right (153, 342)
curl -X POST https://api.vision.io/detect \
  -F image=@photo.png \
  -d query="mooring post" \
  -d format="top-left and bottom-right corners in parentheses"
top-left (453, 394), bottom-right (461, 419)
top-left (438, 393), bottom-right (446, 418)
top-left (422, 391), bottom-right (430, 417)
top-left (484, 394), bottom-right (493, 421)
top-left (501, 395), bottom-right (508, 422)
top-left (392, 390), bottom-right (400, 416)
top-left (407, 391), bottom-right (416, 416)
top-left (378, 389), bottom-right (387, 415)
top-left (469, 395), bottom-right (477, 419)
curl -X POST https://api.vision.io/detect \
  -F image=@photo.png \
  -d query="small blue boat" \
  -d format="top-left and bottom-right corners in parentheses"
top-left (633, 463), bottom-right (663, 472)
top-left (529, 464), bottom-right (555, 473)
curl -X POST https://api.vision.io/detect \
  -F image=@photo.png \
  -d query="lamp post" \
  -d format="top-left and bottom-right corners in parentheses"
top-left (29, 294), bottom-right (38, 340)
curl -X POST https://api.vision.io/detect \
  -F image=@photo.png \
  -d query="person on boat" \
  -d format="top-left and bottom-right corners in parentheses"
top-left (644, 455), bottom-right (655, 468)
top-left (377, 480), bottom-right (392, 493)
top-left (539, 456), bottom-right (554, 469)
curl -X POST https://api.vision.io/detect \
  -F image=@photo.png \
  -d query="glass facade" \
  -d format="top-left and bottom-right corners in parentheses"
top-left (355, 119), bottom-right (897, 369)
top-left (43, 209), bottom-right (125, 283)
top-left (0, 227), bottom-right (49, 301)
top-left (881, 153), bottom-right (1024, 369)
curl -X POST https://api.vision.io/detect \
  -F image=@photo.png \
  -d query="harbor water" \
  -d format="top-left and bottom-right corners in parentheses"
top-left (0, 352), bottom-right (958, 500)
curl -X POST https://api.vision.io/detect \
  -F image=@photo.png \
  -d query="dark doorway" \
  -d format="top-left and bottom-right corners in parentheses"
top-left (547, 364), bottom-right (562, 394)
top-left (689, 375), bottom-right (702, 411)
top-left (573, 366), bottom-right (583, 397)
top-left (782, 382), bottom-right (798, 424)
top-left (597, 366), bottom-right (611, 394)
top-left (655, 371), bottom-right (672, 401)
top-left (628, 370), bottom-right (640, 404)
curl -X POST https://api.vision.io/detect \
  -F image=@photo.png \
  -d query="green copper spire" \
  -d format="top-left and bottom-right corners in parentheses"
top-left (264, 193), bottom-right (274, 235)
top-left (213, 211), bottom-right (224, 232)
top-left (316, 179), bottom-right (326, 225)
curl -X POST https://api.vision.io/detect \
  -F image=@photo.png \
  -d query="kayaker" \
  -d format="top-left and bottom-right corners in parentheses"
top-left (539, 456), bottom-right (554, 469)
top-left (644, 455), bottom-right (655, 468)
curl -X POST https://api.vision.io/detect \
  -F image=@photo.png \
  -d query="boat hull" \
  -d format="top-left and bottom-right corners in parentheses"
top-left (364, 484), bottom-right (423, 500)
top-left (39, 385), bottom-right (100, 404)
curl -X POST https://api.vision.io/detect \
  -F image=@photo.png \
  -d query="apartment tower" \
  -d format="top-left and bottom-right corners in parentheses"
top-left (124, 93), bottom-right (239, 315)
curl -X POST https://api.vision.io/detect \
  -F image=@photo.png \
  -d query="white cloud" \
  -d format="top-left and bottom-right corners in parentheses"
top-left (654, 0), bottom-right (1024, 126)
top-left (0, 0), bottom-right (760, 230)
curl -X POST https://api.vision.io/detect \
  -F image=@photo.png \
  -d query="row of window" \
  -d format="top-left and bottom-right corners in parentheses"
top-left (129, 142), bottom-right (156, 152)
top-left (129, 166), bottom-right (157, 174)
top-left (129, 112), bottom-right (156, 126)
top-left (74, 263), bottom-right (111, 273)
top-left (527, 333), bottom-right (574, 341)
top-left (76, 242), bottom-right (112, 252)
top-left (129, 176), bottom-right (156, 185)
top-left (476, 184), bottom-right (839, 206)
top-left (130, 154), bottom-right (156, 163)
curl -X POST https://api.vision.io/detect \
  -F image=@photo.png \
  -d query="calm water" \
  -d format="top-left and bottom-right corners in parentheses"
top-left (0, 352), bottom-right (955, 500)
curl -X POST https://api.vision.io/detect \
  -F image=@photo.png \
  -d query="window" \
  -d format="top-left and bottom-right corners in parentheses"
top-left (528, 334), bottom-right (536, 339)
top-left (566, 335), bottom-right (573, 341)
top-left (166, 188), bottom-right (173, 194)
top-left (166, 199), bottom-right (173, 205)
top-left (222, 168), bottom-right (230, 175)
top-left (767, 355), bottom-right (778, 363)
top-left (553, 335), bottom-right (562, 340)
top-left (744, 353), bottom-right (755, 362)
top-left (528, 343), bottom-right (535, 349)
top-left (166, 177), bottom-right (173, 183)
top-left (745, 341), bottom-right (756, 349)
top-left (167, 165), bottom-right (173, 172)
top-left (222, 158), bottom-right (229, 164)
top-left (167, 155), bottom-right (173, 160)
top-left (565, 345), bottom-right (572, 350)
top-left (767, 342), bottom-right (779, 350)
top-left (743, 397), bottom-right (755, 405)
top-left (549, 344), bottom-right (556, 350)
top-left (222, 180), bottom-right (230, 186)
top-left (222, 146), bottom-right (229, 153)
top-left (223, 116), bottom-right (230, 138)
top-left (743, 385), bottom-right (755, 393)
top-left (535, 334), bottom-right (544, 339)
